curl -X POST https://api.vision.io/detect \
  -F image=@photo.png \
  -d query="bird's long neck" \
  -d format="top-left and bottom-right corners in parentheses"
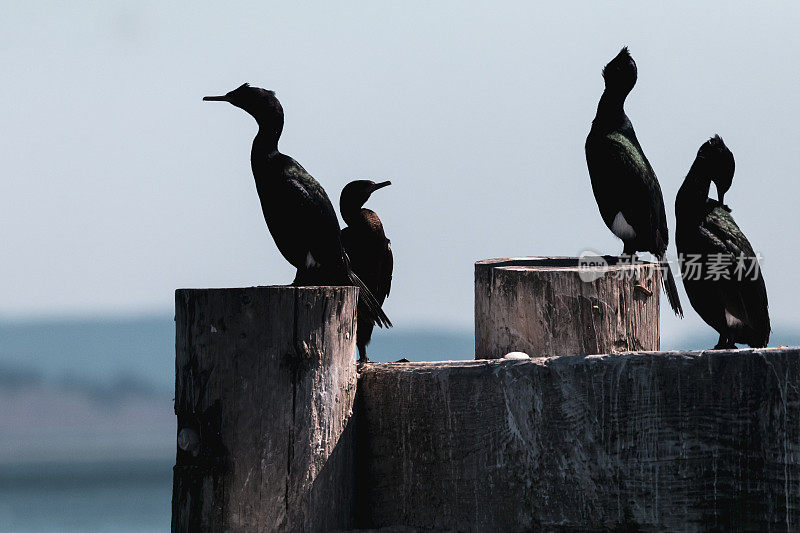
top-left (676, 161), bottom-right (712, 218)
top-left (593, 89), bottom-right (629, 130)
top-left (250, 126), bottom-right (282, 184)
top-left (341, 202), bottom-right (365, 228)
top-left (252, 126), bottom-right (280, 157)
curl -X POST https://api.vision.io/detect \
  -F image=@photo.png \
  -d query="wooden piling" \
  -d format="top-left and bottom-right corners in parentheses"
top-left (171, 286), bottom-right (358, 533)
top-left (475, 256), bottom-right (660, 359)
top-left (169, 281), bottom-right (800, 531)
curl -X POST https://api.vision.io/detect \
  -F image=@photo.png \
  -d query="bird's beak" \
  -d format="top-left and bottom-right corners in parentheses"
top-left (371, 181), bottom-right (392, 192)
top-left (203, 95), bottom-right (229, 102)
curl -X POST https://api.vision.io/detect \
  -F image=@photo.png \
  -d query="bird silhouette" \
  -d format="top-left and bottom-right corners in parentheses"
top-left (340, 180), bottom-right (393, 363)
top-left (675, 135), bottom-right (769, 348)
top-left (585, 47), bottom-right (683, 317)
top-left (204, 84), bottom-right (391, 330)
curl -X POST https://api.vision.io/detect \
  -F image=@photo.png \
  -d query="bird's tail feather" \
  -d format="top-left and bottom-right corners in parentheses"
top-left (349, 270), bottom-right (392, 328)
top-left (659, 256), bottom-right (684, 318)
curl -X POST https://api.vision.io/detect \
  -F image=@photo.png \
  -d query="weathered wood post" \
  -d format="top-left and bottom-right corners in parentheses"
top-left (171, 286), bottom-right (359, 532)
top-left (357, 349), bottom-right (800, 531)
top-left (475, 256), bottom-right (660, 359)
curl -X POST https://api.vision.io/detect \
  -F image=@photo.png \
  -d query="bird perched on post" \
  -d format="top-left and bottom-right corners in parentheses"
top-left (340, 180), bottom-right (393, 363)
top-left (585, 47), bottom-right (683, 317)
top-left (203, 84), bottom-right (391, 330)
top-left (675, 135), bottom-right (769, 349)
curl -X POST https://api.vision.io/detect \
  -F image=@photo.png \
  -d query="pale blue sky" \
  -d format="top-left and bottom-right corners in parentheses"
top-left (1, 2), bottom-right (798, 342)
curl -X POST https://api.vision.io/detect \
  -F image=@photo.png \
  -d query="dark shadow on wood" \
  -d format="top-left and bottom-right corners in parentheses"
top-left (306, 415), bottom-right (356, 532)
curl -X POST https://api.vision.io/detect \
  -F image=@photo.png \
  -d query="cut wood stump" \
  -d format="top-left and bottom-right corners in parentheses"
top-left (475, 256), bottom-right (660, 359)
top-left (171, 286), bottom-right (358, 533)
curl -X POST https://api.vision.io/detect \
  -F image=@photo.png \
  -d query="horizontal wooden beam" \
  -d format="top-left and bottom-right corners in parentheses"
top-left (357, 348), bottom-right (800, 531)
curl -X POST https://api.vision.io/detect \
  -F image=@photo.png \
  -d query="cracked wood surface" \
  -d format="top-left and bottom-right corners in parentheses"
top-left (172, 286), bottom-right (358, 532)
top-left (475, 257), bottom-right (660, 359)
top-left (357, 348), bottom-right (800, 531)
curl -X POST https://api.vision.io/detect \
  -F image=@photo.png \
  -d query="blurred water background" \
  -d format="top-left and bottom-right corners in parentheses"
top-left (0, 317), bottom-right (470, 531)
top-left (1, 316), bottom-right (798, 531)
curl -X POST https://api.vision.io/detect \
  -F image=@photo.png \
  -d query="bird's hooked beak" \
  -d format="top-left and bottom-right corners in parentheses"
top-left (203, 95), bottom-right (229, 102)
top-left (371, 181), bottom-right (392, 192)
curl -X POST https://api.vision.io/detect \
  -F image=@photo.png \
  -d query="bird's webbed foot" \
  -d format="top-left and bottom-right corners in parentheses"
top-left (713, 334), bottom-right (737, 350)
top-left (620, 250), bottom-right (638, 263)
top-left (357, 345), bottom-right (370, 366)
top-left (620, 242), bottom-right (639, 263)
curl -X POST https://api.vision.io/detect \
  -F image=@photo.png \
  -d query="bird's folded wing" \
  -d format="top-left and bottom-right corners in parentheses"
top-left (281, 165), bottom-right (346, 273)
top-left (593, 134), bottom-right (668, 252)
top-left (702, 208), bottom-right (768, 330)
top-left (381, 245), bottom-right (393, 300)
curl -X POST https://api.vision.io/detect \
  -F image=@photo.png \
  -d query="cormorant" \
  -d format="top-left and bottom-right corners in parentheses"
top-left (204, 84), bottom-right (391, 329)
top-left (340, 180), bottom-right (393, 363)
top-left (675, 135), bottom-right (769, 349)
top-left (585, 47), bottom-right (683, 317)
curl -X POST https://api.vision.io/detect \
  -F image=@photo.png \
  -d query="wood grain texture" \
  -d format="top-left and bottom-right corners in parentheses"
top-left (475, 257), bottom-right (660, 359)
top-left (357, 348), bottom-right (800, 531)
top-left (172, 286), bottom-right (358, 533)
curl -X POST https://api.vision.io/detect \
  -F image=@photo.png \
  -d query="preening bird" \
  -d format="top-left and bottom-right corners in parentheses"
top-left (204, 84), bottom-right (391, 330)
top-left (585, 47), bottom-right (683, 317)
top-left (340, 180), bottom-right (393, 363)
top-left (675, 135), bottom-right (769, 349)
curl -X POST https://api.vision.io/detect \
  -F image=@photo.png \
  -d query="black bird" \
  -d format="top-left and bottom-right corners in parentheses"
top-left (340, 180), bottom-right (393, 363)
top-left (585, 47), bottom-right (683, 317)
top-left (675, 136), bottom-right (769, 349)
top-left (204, 84), bottom-right (391, 329)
